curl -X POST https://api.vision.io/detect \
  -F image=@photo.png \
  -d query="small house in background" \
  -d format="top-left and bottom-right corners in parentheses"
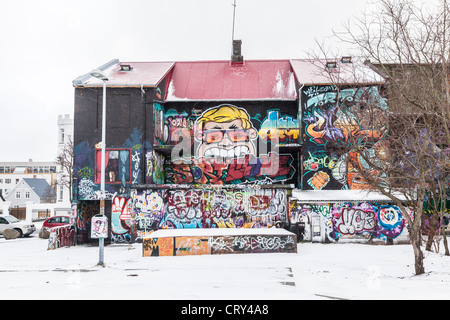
top-left (6, 178), bottom-right (56, 221)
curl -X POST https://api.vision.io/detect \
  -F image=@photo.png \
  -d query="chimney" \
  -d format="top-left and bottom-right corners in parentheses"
top-left (231, 40), bottom-right (244, 65)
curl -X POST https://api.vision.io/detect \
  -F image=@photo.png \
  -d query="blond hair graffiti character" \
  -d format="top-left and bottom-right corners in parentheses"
top-left (194, 104), bottom-right (258, 161)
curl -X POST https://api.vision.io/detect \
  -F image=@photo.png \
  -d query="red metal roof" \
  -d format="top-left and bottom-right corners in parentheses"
top-left (165, 60), bottom-right (297, 101)
top-left (73, 58), bottom-right (385, 94)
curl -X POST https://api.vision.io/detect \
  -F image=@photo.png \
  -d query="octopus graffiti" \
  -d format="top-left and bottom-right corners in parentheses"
top-left (301, 85), bottom-right (388, 190)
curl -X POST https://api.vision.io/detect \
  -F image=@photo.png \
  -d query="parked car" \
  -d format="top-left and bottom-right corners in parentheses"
top-left (42, 215), bottom-right (71, 229)
top-left (0, 215), bottom-right (36, 237)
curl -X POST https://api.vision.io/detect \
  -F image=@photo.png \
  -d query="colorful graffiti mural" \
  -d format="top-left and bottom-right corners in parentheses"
top-left (167, 153), bottom-right (295, 185)
top-left (301, 85), bottom-right (388, 190)
top-left (259, 110), bottom-right (299, 145)
top-left (111, 196), bottom-right (133, 243)
top-left (73, 128), bottom-right (145, 201)
top-left (145, 150), bottom-right (165, 184)
top-left (153, 104), bottom-right (299, 186)
top-left (193, 105), bottom-right (259, 160)
top-left (48, 225), bottom-right (76, 250)
top-left (98, 188), bottom-right (290, 243)
top-left (155, 104), bottom-right (300, 149)
top-left (289, 200), bottom-right (410, 242)
top-left (130, 188), bottom-right (288, 237)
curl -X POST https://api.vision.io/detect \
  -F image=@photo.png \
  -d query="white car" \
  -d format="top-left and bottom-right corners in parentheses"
top-left (0, 215), bottom-right (36, 238)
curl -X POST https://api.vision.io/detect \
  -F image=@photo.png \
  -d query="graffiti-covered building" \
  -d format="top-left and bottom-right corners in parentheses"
top-left (72, 54), bottom-right (409, 245)
top-left (289, 59), bottom-right (409, 243)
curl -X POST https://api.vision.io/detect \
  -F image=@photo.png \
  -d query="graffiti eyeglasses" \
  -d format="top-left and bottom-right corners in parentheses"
top-left (203, 129), bottom-right (250, 144)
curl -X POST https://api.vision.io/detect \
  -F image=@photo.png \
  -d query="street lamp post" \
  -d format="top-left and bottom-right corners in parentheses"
top-left (89, 69), bottom-right (109, 267)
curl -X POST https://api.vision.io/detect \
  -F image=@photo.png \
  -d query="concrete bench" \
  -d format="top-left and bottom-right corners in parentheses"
top-left (143, 228), bottom-right (297, 257)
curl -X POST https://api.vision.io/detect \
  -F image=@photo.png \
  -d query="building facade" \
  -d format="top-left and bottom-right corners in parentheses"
top-left (56, 114), bottom-right (74, 205)
top-left (0, 114), bottom-right (73, 220)
top-left (72, 56), bottom-right (411, 245)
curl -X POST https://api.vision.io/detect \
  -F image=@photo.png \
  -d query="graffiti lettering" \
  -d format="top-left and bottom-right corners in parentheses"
top-left (143, 233), bottom-right (297, 256)
top-left (131, 188), bottom-right (288, 233)
top-left (289, 200), bottom-right (408, 242)
top-left (48, 225), bottom-right (76, 250)
top-left (132, 151), bottom-right (140, 184)
top-left (77, 167), bottom-right (94, 179)
top-left (111, 196), bottom-right (132, 243)
top-left (168, 153), bottom-right (295, 185)
top-left (336, 208), bottom-right (375, 235)
top-left (259, 110), bottom-right (299, 145)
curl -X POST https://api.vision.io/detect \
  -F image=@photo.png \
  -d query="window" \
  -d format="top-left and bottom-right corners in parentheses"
top-left (25, 191), bottom-right (30, 199)
top-left (61, 217), bottom-right (70, 223)
top-left (15, 179), bottom-right (19, 184)
top-left (60, 129), bottom-right (65, 144)
top-left (5, 179), bottom-right (11, 184)
top-left (95, 149), bottom-right (131, 184)
top-left (119, 64), bottom-right (133, 71)
top-left (0, 167), bottom-right (11, 173)
top-left (59, 189), bottom-right (63, 202)
top-left (0, 179), bottom-right (3, 183)
top-left (15, 190), bottom-right (21, 199)
top-left (4, 216), bottom-right (19, 223)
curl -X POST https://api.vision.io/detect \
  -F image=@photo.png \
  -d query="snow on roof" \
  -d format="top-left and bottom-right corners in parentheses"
top-left (73, 58), bottom-right (386, 96)
top-left (292, 189), bottom-right (408, 203)
top-left (290, 58), bottom-right (386, 86)
top-left (165, 60), bottom-right (297, 101)
top-left (6, 178), bottom-right (55, 201)
top-left (73, 60), bottom-right (175, 88)
top-left (145, 226), bottom-right (295, 238)
top-left (22, 178), bottom-right (55, 199)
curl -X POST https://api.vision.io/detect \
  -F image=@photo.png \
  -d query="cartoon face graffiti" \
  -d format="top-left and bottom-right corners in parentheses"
top-left (194, 105), bottom-right (258, 161)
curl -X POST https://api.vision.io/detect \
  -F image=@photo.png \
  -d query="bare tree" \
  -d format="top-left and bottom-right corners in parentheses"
top-left (344, 0), bottom-right (448, 275)
top-left (41, 185), bottom-right (57, 203)
top-left (55, 137), bottom-right (74, 203)
top-left (308, 0), bottom-right (449, 275)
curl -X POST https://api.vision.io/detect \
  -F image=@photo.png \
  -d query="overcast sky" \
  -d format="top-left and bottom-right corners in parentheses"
top-left (0, 0), bottom-right (378, 162)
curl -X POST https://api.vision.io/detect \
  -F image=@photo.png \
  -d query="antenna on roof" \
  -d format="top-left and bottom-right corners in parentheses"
top-left (231, 0), bottom-right (237, 54)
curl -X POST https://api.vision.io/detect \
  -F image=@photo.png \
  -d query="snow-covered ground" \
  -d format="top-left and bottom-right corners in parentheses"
top-left (0, 222), bottom-right (449, 301)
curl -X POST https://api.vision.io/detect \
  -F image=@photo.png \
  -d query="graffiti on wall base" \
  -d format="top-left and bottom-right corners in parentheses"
top-left (48, 225), bottom-right (76, 250)
top-left (147, 188), bottom-right (287, 231)
top-left (289, 200), bottom-right (409, 242)
top-left (143, 234), bottom-right (297, 256)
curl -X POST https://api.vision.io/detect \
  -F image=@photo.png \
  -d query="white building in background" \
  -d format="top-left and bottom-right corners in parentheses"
top-left (56, 114), bottom-right (74, 205)
top-left (0, 161), bottom-right (57, 217)
top-left (0, 114), bottom-right (74, 221)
